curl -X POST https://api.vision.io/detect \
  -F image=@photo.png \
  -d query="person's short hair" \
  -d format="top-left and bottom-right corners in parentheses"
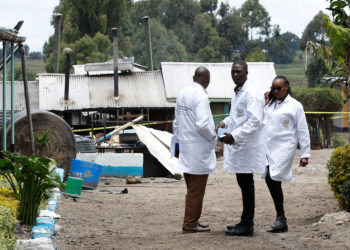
top-left (232, 60), bottom-right (248, 72)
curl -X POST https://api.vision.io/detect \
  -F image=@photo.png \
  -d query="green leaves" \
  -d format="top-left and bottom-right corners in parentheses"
top-left (0, 205), bottom-right (17, 249)
top-left (0, 151), bottom-right (64, 225)
top-left (327, 0), bottom-right (350, 27)
top-left (327, 145), bottom-right (350, 211)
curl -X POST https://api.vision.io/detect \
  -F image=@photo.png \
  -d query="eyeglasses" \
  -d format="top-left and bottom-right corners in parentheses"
top-left (271, 86), bottom-right (285, 92)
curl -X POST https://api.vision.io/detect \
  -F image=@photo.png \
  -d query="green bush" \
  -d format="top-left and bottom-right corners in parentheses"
top-left (331, 134), bottom-right (348, 148)
top-left (294, 87), bottom-right (343, 148)
top-left (0, 151), bottom-right (65, 225)
top-left (293, 87), bottom-right (343, 112)
top-left (0, 205), bottom-right (17, 250)
top-left (326, 144), bottom-right (350, 211)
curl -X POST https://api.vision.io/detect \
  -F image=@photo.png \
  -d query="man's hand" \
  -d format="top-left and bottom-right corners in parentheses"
top-left (222, 133), bottom-right (234, 145)
top-left (299, 158), bottom-right (308, 167)
top-left (215, 122), bottom-right (225, 133)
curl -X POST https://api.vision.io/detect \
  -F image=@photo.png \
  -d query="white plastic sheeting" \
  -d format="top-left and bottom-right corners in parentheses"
top-left (132, 124), bottom-right (180, 176)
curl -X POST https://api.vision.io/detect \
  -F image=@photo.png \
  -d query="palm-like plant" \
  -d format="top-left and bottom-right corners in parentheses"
top-left (0, 151), bottom-right (65, 225)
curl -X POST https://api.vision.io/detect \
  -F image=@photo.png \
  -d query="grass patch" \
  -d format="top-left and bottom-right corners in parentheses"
top-left (14, 58), bottom-right (46, 77)
top-left (275, 51), bottom-right (308, 87)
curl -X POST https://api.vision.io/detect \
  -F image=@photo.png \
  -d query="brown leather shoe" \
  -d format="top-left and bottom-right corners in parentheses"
top-left (182, 225), bottom-right (211, 234)
top-left (198, 222), bottom-right (209, 228)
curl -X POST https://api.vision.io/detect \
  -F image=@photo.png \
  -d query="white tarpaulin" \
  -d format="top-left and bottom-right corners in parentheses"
top-left (149, 127), bottom-right (173, 148)
top-left (132, 125), bottom-right (180, 176)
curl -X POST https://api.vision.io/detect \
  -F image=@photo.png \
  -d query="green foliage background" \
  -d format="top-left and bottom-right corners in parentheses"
top-left (0, 205), bottom-right (17, 249)
top-left (43, 0), bottom-right (303, 72)
top-left (294, 88), bottom-right (343, 148)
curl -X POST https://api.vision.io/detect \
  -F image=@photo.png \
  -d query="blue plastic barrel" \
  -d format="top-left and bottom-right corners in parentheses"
top-left (70, 159), bottom-right (103, 189)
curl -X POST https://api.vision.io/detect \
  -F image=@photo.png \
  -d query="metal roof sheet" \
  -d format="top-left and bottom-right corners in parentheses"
top-left (38, 71), bottom-right (174, 111)
top-left (161, 62), bottom-right (276, 99)
top-left (82, 57), bottom-right (147, 75)
top-left (84, 61), bottom-right (133, 73)
top-left (0, 81), bottom-right (38, 110)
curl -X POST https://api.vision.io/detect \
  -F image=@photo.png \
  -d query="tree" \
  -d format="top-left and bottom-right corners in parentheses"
top-left (218, 2), bottom-right (229, 18)
top-left (305, 0), bottom-right (350, 141)
top-left (192, 13), bottom-right (218, 53)
top-left (45, 32), bottom-right (113, 73)
top-left (245, 47), bottom-right (267, 62)
top-left (131, 19), bottom-right (187, 68)
top-left (162, 0), bottom-right (200, 28)
top-left (239, 0), bottom-right (271, 40)
top-left (171, 20), bottom-right (195, 54)
top-left (200, 0), bottom-right (218, 13)
top-left (217, 7), bottom-right (247, 50)
top-left (28, 52), bottom-right (42, 60)
top-left (294, 88), bottom-right (343, 148)
top-left (44, 0), bottom-right (132, 71)
top-left (301, 11), bottom-right (329, 86)
top-left (280, 32), bottom-right (300, 52)
top-left (305, 58), bottom-right (329, 87)
top-left (264, 26), bottom-right (299, 64)
top-left (300, 11), bottom-right (327, 50)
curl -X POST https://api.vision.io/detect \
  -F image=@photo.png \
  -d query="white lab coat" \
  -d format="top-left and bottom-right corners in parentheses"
top-left (222, 79), bottom-right (266, 173)
top-left (262, 94), bottom-right (310, 182)
top-left (172, 82), bottom-right (217, 175)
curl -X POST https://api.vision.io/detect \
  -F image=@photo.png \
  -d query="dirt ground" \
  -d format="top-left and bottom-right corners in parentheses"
top-left (55, 149), bottom-right (350, 250)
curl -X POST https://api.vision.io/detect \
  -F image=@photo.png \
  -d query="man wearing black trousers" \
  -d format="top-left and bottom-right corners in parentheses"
top-left (216, 60), bottom-right (266, 236)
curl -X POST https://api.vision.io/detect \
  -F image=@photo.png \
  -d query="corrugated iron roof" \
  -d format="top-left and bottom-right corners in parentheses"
top-left (0, 81), bottom-right (39, 110)
top-left (84, 61), bottom-right (133, 73)
top-left (38, 71), bottom-right (174, 111)
top-left (161, 62), bottom-right (276, 99)
top-left (81, 57), bottom-right (147, 75)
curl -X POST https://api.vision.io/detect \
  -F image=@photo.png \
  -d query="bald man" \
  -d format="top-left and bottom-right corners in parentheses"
top-left (172, 66), bottom-right (217, 233)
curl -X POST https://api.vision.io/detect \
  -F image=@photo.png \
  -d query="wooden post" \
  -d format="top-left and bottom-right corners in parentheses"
top-left (19, 43), bottom-right (35, 154)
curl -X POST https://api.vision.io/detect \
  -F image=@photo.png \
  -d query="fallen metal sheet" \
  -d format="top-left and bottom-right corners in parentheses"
top-left (132, 124), bottom-right (180, 176)
top-left (149, 128), bottom-right (173, 149)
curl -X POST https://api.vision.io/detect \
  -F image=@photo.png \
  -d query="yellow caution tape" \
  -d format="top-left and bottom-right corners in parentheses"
top-left (330, 115), bottom-right (349, 119)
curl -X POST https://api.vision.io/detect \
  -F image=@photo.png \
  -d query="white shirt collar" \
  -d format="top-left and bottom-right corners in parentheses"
top-left (193, 82), bottom-right (208, 94)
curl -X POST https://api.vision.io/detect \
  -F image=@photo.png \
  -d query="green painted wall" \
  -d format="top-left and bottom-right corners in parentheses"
top-left (210, 102), bottom-right (230, 125)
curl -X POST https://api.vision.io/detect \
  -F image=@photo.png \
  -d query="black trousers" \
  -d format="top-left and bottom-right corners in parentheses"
top-left (236, 173), bottom-right (254, 225)
top-left (265, 166), bottom-right (285, 217)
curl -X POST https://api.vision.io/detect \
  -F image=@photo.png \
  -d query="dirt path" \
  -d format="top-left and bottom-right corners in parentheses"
top-left (55, 149), bottom-right (350, 249)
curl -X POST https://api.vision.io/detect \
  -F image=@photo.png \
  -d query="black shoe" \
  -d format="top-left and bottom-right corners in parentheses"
top-left (267, 216), bottom-right (288, 233)
top-left (226, 224), bottom-right (237, 231)
top-left (225, 223), bottom-right (253, 236)
top-left (226, 220), bottom-right (253, 231)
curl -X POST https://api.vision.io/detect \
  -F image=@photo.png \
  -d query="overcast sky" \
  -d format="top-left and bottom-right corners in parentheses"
top-left (0, 0), bottom-right (330, 53)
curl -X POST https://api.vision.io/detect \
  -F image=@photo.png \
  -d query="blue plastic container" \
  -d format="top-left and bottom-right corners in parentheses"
top-left (70, 159), bottom-right (103, 189)
top-left (101, 166), bottom-right (143, 177)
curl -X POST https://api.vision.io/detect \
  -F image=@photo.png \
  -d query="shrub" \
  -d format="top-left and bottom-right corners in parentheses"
top-left (0, 187), bottom-right (19, 218)
top-left (331, 134), bottom-right (348, 148)
top-left (294, 87), bottom-right (343, 148)
top-left (326, 144), bottom-right (350, 211)
top-left (0, 152), bottom-right (65, 225)
top-left (0, 205), bottom-right (17, 250)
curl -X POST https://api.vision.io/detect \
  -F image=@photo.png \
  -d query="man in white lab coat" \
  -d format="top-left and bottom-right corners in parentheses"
top-left (172, 66), bottom-right (217, 233)
top-left (216, 60), bottom-right (266, 236)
